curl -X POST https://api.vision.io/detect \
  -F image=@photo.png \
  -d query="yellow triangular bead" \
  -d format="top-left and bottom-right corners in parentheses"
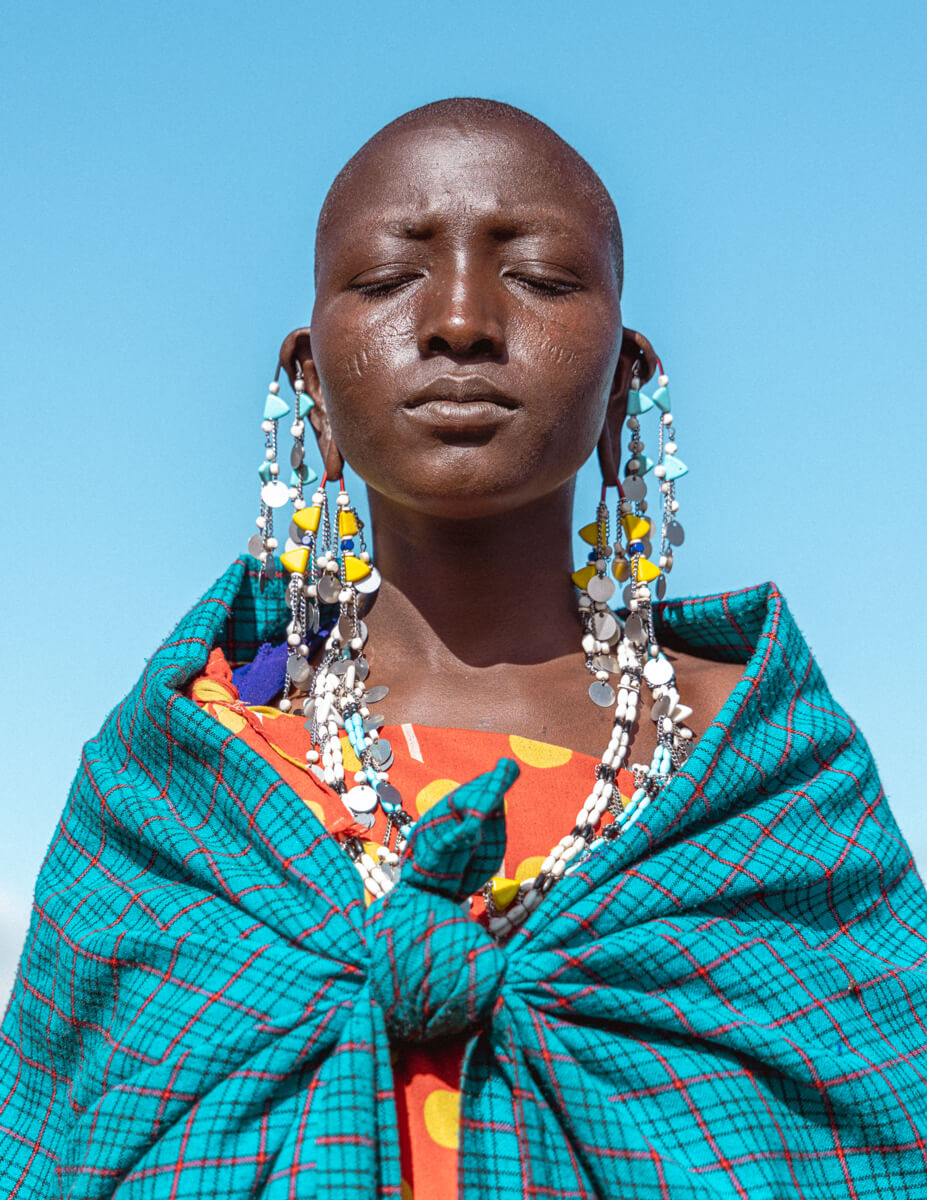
top-left (571, 564), bottom-right (596, 590)
top-left (491, 877), bottom-right (520, 910)
top-left (579, 519), bottom-right (608, 546)
top-left (636, 557), bottom-right (661, 582)
top-left (280, 547), bottom-right (310, 575)
top-left (293, 505), bottom-right (322, 534)
top-left (622, 514), bottom-right (651, 540)
top-left (612, 558), bottom-right (630, 582)
top-left (343, 555), bottom-right (372, 582)
top-left (338, 510), bottom-right (359, 538)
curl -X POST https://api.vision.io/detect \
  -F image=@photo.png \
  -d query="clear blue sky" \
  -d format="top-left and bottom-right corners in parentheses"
top-left (1, 0), bottom-right (925, 1000)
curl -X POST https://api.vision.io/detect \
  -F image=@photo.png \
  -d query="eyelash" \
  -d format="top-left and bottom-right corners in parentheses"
top-left (351, 276), bottom-right (419, 299)
top-left (509, 274), bottom-right (581, 298)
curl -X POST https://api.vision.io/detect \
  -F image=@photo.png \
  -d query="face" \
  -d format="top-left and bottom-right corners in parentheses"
top-left (304, 120), bottom-right (626, 520)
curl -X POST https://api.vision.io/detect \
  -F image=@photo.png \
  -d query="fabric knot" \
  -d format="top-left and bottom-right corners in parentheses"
top-left (363, 759), bottom-right (518, 1041)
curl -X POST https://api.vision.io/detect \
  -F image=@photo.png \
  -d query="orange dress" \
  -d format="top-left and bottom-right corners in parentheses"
top-left (187, 648), bottom-right (634, 1198)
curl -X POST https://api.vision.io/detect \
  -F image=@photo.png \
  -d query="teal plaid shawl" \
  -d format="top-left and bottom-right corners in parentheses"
top-left (3, 557), bottom-right (927, 1197)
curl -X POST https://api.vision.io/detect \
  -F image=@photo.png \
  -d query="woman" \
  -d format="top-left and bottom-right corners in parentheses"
top-left (3, 99), bottom-right (926, 1198)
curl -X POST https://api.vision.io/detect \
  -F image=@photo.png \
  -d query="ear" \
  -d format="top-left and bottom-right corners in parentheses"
top-left (277, 327), bottom-right (345, 480)
top-left (596, 327), bottom-right (659, 486)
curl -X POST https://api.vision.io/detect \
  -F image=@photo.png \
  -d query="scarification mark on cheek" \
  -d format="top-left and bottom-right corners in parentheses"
top-left (540, 337), bottom-right (579, 366)
top-left (346, 349), bottom-right (370, 380)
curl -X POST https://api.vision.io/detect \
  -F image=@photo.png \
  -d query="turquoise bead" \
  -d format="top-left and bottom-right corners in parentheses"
top-left (627, 454), bottom-right (654, 476)
top-left (263, 392), bottom-right (291, 421)
top-left (652, 385), bottom-right (671, 412)
top-left (626, 389), bottom-right (654, 416)
top-left (661, 454), bottom-right (688, 481)
top-left (258, 461), bottom-right (272, 483)
top-left (297, 395), bottom-right (314, 417)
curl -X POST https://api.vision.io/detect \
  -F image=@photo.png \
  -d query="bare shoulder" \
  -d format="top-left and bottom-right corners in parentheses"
top-left (667, 648), bottom-right (746, 736)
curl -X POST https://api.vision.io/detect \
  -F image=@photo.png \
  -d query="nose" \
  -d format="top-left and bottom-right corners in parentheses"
top-left (418, 268), bottom-right (506, 361)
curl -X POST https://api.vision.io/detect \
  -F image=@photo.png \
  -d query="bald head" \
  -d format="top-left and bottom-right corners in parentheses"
top-left (315, 98), bottom-right (623, 291)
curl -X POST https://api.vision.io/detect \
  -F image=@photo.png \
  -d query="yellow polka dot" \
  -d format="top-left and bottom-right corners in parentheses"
top-left (415, 779), bottom-right (460, 816)
top-left (213, 705), bottom-right (247, 733)
top-left (423, 1088), bottom-right (461, 1150)
top-left (340, 736), bottom-right (362, 773)
top-left (515, 856), bottom-right (545, 885)
top-left (304, 800), bottom-right (325, 823)
top-left (401, 1180), bottom-right (414, 1200)
top-left (507, 735), bottom-right (572, 769)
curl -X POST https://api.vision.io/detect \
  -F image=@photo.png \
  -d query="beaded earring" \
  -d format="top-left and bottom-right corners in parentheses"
top-left (248, 371), bottom-right (294, 590)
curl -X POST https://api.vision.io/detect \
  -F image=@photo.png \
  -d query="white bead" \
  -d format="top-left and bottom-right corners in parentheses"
top-left (658, 374), bottom-right (669, 387)
top-left (336, 492), bottom-right (350, 507)
top-left (266, 536), bottom-right (278, 549)
top-left (278, 698), bottom-right (291, 712)
top-left (264, 447), bottom-right (275, 460)
top-left (654, 465), bottom-right (666, 479)
top-left (662, 413), bottom-right (672, 426)
top-left (269, 463), bottom-right (279, 475)
top-left (360, 551), bottom-right (371, 563)
top-left (294, 378), bottom-right (305, 393)
top-left (595, 670), bottom-right (609, 681)
top-left (551, 860), bottom-right (566, 878)
top-left (290, 422), bottom-right (303, 437)
top-left (541, 855), bottom-right (556, 875)
top-left (287, 632), bottom-right (300, 646)
top-left (666, 442), bottom-right (677, 454)
top-left (582, 633), bottom-right (596, 654)
top-left (299, 643), bottom-right (309, 655)
top-left (311, 490), bottom-right (325, 504)
top-left (660, 482), bottom-right (671, 494)
top-left (354, 771), bottom-right (366, 783)
top-left (255, 516), bottom-right (266, 529)
top-left (261, 419), bottom-right (273, 433)
top-left (305, 749), bottom-right (319, 763)
top-left (293, 498), bottom-right (306, 510)
top-left (671, 500), bottom-right (680, 512)
top-left (268, 381), bottom-right (280, 394)
top-left (339, 588), bottom-right (352, 603)
top-left (350, 637), bottom-right (363, 651)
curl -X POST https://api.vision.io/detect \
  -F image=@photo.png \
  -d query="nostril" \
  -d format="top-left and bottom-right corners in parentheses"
top-left (426, 334), bottom-right (501, 360)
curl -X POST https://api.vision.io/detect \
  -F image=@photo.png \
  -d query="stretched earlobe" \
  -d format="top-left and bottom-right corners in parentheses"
top-left (597, 327), bottom-right (660, 484)
top-left (277, 326), bottom-right (345, 480)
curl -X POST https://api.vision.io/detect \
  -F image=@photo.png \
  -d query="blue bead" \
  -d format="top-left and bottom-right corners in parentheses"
top-left (341, 538), bottom-right (355, 550)
top-left (628, 539), bottom-right (645, 554)
top-left (587, 549), bottom-right (597, 561)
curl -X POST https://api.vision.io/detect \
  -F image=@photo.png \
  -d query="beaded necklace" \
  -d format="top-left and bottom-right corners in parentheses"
top-left (261, 371), bottom-right (692, 939)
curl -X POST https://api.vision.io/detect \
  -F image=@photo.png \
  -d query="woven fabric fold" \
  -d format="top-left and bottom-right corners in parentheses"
top-left (3, 557), bottom-right (926, 1198)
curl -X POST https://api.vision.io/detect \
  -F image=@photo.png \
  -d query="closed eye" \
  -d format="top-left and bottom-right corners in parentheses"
top-left (349, 273), bottom-right (422, 299)
top-left (506, 272), bottom-right (582, 298)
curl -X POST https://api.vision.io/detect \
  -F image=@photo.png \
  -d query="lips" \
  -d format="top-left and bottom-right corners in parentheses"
top-left (403, 376), bottom-right (519, 433)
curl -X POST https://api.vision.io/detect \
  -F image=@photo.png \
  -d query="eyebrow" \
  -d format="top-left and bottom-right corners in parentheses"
top-left (379, 213), bottom-right (582, 242)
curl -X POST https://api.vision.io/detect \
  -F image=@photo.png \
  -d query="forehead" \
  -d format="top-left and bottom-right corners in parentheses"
top-left (317, 121), bottom-right (612, 256)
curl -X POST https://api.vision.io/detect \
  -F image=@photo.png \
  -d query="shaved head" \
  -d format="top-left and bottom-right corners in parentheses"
top-left (315, 97), bottom-right (624, 292)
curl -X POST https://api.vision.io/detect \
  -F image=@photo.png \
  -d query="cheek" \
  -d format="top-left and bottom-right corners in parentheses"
top-left (514, 307), bottom-right (620, 431)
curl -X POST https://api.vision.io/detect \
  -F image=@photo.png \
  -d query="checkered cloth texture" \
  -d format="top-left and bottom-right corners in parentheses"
top-left (3, 557), bottom-right (927, 1198)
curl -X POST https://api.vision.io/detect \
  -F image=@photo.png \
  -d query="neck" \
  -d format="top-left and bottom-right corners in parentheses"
top-left (362, 482), bottom-right (582, 668)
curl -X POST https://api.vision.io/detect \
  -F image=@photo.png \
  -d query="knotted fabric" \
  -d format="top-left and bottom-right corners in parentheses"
top-left (364, 760), bottom-right (513, 1041)
top-left (3, 557), bottom-right (927, 1198)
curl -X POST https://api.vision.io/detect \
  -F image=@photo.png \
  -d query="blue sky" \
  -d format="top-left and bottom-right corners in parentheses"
top-left (1, 0), bottom-right (925, 1000)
